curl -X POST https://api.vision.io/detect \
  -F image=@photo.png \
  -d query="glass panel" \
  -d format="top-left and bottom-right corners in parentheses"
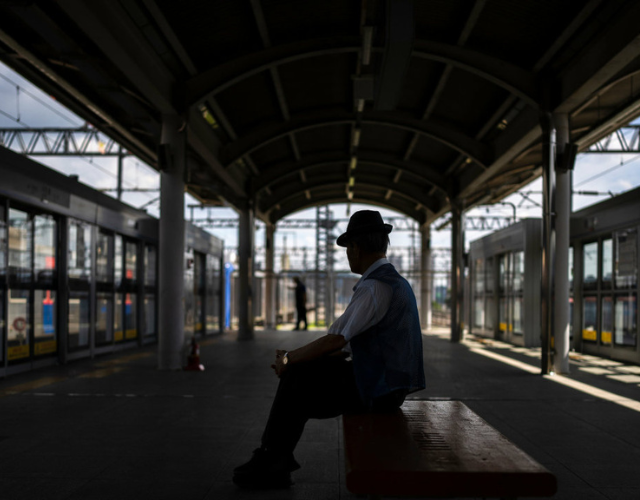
top-left (145, 245), bottom-right (157, 287)
top-left (184, 247), bottom-right (194, 338)
top-left (34, 290), bottom-right (56, 356)
top-left (485, 296), bottom-right (494, 330)
top-left (499, 297), bottom-right (508, 334)
top-left (582, 295), bottom-right (597, 341)
top-left (568, 247), bottom-right (574, 291)
top-left (115, 236), bottom-right (123, 287)
top-left (0, 289), bottom-right (3, 361)
top-left (601, 296), bottom-right (613, 345)
top-left (473, 298), bottom-right (484, 328)
top-left (485, 258), bottom-right (494, 293)
top-left (615, 229), bottom-right (637, 289)
top-left (96, 293), bottom-right (113, 345)
top-left (583, 242), bottom-right (598, 290)
top-left (144, 294), bottom-right (156, 337)
top-left (34, 214), bottom-right (56, 285)
top-left (125, 293), bottom-right (137, 340)
top-left (125, 241), bottom-right (137, 282)
top-left (499, 254), bottom-right (509, 293)
top-left (96, 231), bottom-right (113, 283)
top-left (0, 204), bottom-right (6, 277)
top-left (614, 294), bottom-right (637, 346)
top-left (513, 297), bottom-right (523, 335)
top-left (69, 220), bottom-right (92, 283)
top-left (602, 239), bottom-right (613, 289)
top-left (7, 289), bottom-right (29, 361)
top-left (8, 209), bottom-right (32, 283)
top-left (68, 292), bottom-right (90, 350)
top-left (513, 251), bottom-right (524, 293)
top-left (474, 259), bottom-right (484, 294)
top-left (114, 293), bottom-right (123, 342)
top-left (206, 254), bottom-right (221, 332)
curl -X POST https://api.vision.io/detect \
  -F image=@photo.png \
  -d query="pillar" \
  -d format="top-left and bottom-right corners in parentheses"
top-left (238, 206), bottom-right (255, 340)
top-left (450, 206), bottom-right (464, 342)
top-left (554, 113), bottom-right (572, 374)
top-left (540, 112), bottom-right (556, 375)
top-left (265, 223), bottom-right (276, 329)
top-left (420, 225), bottom-right (432, 330)
top-left (158, 113), bottom-right (186, 370)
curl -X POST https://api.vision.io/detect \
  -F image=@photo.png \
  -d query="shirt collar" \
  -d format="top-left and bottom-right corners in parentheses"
top-left (353, 257), bottom-right (390, 291)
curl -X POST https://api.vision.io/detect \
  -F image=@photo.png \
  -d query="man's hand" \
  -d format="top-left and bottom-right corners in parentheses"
top-left (271, 349), bottom-right (288, 378)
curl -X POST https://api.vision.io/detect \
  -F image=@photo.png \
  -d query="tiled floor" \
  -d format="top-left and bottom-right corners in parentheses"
top-left (0, 328), bottom-right (639, 499)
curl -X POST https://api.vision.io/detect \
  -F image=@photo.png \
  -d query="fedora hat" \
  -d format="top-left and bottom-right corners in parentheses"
top-left (336, 210), bottom-right (393, 247)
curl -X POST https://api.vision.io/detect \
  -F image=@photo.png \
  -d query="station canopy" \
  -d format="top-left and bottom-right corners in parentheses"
top-left (2, 0), bottom-right (640, 226)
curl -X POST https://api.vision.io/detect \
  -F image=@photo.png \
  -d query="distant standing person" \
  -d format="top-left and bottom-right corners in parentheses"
top-left (293, 276), bottom-right (307, 330)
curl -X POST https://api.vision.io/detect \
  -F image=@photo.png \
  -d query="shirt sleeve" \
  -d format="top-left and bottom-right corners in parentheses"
top-left (328, 280), bottom-right (392, 342)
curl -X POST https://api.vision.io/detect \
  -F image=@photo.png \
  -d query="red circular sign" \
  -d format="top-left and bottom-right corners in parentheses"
top-left (13, 317), bottom-right (26, 332)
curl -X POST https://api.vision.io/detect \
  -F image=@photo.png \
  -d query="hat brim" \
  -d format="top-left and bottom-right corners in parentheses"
top-left (336, 223), bottom-right (392, 247)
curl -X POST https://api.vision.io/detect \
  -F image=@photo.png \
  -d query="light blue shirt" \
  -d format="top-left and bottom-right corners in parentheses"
top-left (328, 258), bottom-right (393, 348)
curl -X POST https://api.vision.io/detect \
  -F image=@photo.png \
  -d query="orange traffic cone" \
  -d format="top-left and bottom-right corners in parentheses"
top-left (185, 336), bottom-right (205, 371)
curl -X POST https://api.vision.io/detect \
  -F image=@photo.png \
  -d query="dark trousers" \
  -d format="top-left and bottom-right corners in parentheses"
top-left (294, 306), bottom-right (307, 330)
top-left (261, 357), bottom-right (404, 457)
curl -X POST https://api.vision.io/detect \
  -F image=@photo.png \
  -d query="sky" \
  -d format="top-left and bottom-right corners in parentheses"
top-left (2, 61), bottom-right (640, 270)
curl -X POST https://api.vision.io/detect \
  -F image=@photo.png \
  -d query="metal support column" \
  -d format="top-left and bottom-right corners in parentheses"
top-left (554, 113), bottom-right (572, 374)
top-left (265, 223), bottom-right (276, 329)
top-left (540, 112), bottom-right (556, 375)
top-left (451, 207), bottom-right (464, 342)
top-left (158, 114), bottom-right (186, 370)
top-left (238, 206), bottom-right (255, 340)
top-left (420, 225), bottom-right (432, 330)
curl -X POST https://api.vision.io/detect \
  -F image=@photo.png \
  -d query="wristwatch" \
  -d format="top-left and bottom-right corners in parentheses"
top-left (282, 352), bottom-right (289, 365)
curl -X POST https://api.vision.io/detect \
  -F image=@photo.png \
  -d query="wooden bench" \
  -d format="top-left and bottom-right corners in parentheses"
top-left (343, 401), bottom-right (557, 499)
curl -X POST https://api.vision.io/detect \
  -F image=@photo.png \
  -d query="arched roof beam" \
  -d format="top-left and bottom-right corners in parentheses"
top-left (413, 41), bottom-right (539, 108)
top-left (262, 180), bottom-right (430, 221)
top-left (184, 37), bottom-right (361, 106)
top-left (268, 192), bottom-right (427, 226)
top-left (253, 152), bottom-right (447, 195)
top-left (186, 38), bottom-right (538, 109)
top-left (220, 112), bottom-right (493, 168)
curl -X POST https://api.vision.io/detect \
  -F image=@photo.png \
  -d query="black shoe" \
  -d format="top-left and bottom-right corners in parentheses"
top-left (233, 448), bottom-right (300, 489)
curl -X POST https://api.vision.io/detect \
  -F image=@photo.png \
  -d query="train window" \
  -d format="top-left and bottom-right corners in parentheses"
top-left (513, 251), bottom-right (524, 293)
top-left (568, 246), bottom-right (573, 291)
top-left (473, 298), bottom-right (483, 329)
top-left (614, 294), bottom-right (637, 347)
top-left (125, 241), bottom-right (137, 283)
top-left (513, 297), bottom-right (523, 335)
top-left (96, 293), bottom-right (113, 345)
top-left (124, 293), bottom-right (137, 340)
top-left (68, 292), bottom-right (90, 350)
top-left (499, 254), bottom-right (509, 293)
top-left (474, 259), bottom-right (484, 294)
top-left (582, 296), bottom-right (597, 342)
top-left (485, 296), bottom-right (494, 331)
top-left (145, 245), bottom-right (157, 287)
top-left (602, 239), bottom-right (613, 290)
top-left (144, 294), bottom-right (156, 337)
top-left (206, 254), bottom-right (221, 332)
top-left (115, 236), bottom-right (123, 287)
top-left (583, 242), bottom-right (598, 290)
top-left (96, 231), bottom-right (114, 283)
top-left (7, 289), bottom-right (29, 361)
top-left (0, 204), bottom-right (6, 276)
top-left (485, 258), bottom-right (494, 293)
top-left (34, 289), bottom-right (56, 356)
top-left (8, 208), bottom-right (32, 283)
top-left (601, 296), bottom-right (613, 345)
top-left (69, 220), bottom-right (92, 283)
top-left (114, 293), bottom-right (123, 342)
top-left (34, 214), bottom-right (56, 286)
top-left (615, 229), bottom-right (637, 289)
top-left (499, 297), bottom-right (508, 334)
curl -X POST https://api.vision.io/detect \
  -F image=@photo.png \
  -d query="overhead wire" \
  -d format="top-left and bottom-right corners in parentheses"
top-left (574, 153), bottom-right (640, 188)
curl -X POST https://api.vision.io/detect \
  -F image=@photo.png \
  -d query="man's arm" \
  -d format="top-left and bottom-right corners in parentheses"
top-left (273, 334), bottom-right (347, 376)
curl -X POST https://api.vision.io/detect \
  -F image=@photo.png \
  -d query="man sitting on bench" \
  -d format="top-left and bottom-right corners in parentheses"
top-left (233, 210), bottom-right (426, 489)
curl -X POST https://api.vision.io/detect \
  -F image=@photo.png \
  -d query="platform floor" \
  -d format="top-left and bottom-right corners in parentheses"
top-left (0, 328), bottom-right (639, 500)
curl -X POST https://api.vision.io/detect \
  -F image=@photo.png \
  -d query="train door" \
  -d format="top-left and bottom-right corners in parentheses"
top-left (114, 236), bottom-right (139, 344)
top-left (193, 252), bottom-right (206, 337)
top-left (67, 218), bottom-right (92, 353)
top-left (143, 244), bottom-right (157, 340)
top-left (6, 207), bottom-right (59, 370)
top-left (95, 229), bottom-right (115, 348)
